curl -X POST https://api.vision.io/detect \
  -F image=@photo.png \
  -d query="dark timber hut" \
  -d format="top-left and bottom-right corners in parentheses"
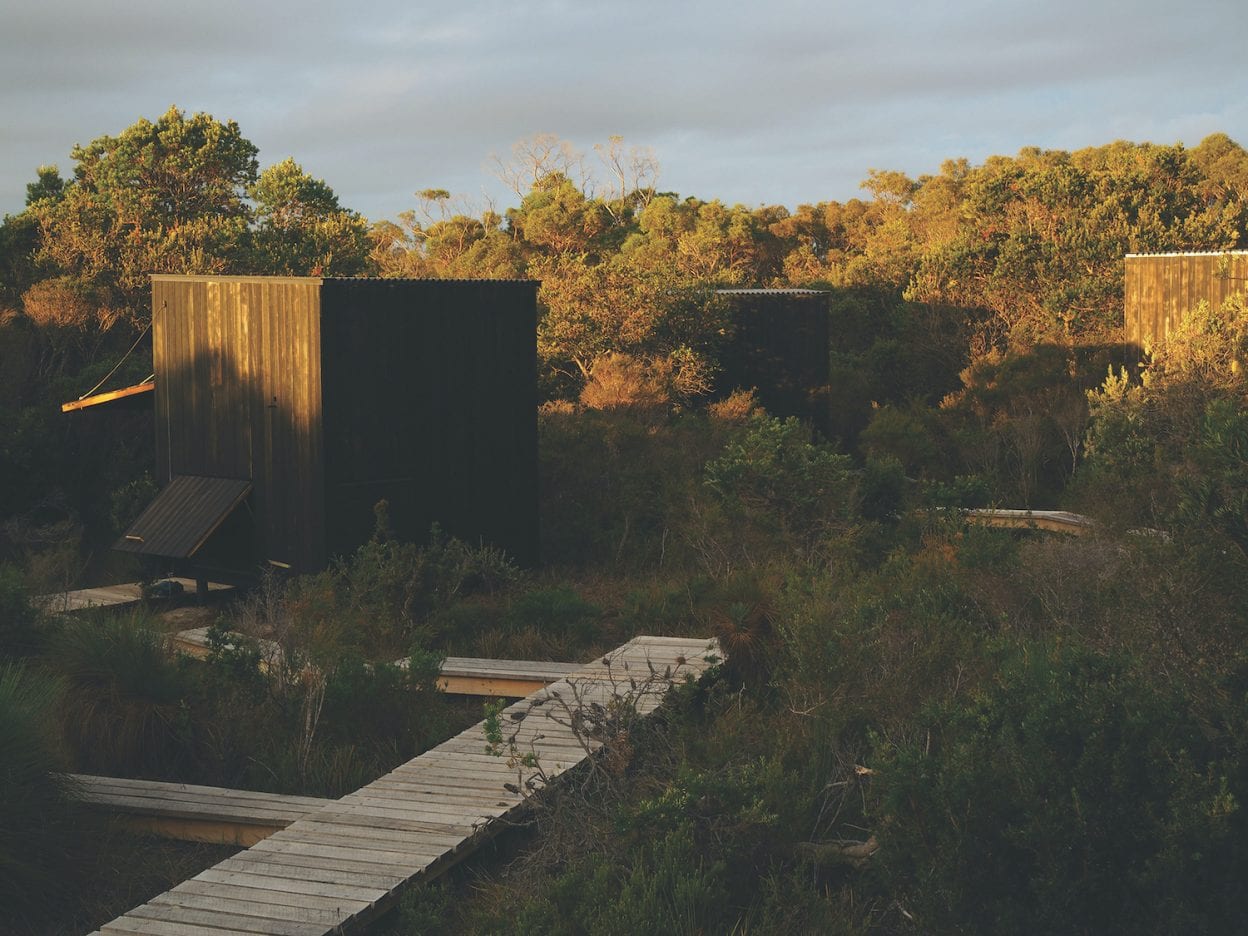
top-left (1125, 251), bottom-right (1248, 354)
top-left (114, 275), bottom-right (539, 582)
top-left (715, 288), bottom-right (831, 431)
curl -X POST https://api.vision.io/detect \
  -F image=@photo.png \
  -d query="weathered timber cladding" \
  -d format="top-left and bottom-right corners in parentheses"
top-left (1125, 252), bottom-right (1248, 353)
top-left (153, 276), bottom-right (325, 572)
top-left (716, 290), bottom-right (831, 432)
top-left (148, 276), bottom-right (537, 576)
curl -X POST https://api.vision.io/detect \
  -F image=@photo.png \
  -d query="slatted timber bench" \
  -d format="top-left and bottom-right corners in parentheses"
top-left (71, 775), bottom-right (333, 847)
top-left (94, 635), bottom-right (720, 936)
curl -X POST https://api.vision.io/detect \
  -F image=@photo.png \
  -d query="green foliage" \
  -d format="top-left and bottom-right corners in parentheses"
top-left (506, 586), bottom-right (600, 645)
top-left (0, 563), bottom-right (44, 658)
top-left (1080, 293), bottom-right (1248, 550)
top-left (50, 611), bottom-right (191, 775)
top-left (872, 642), bottom-right (1247, 933)
top-left (249, 157), bottom-right (371, 275)
top-left (705, 413), bottom-right (858, 545)
top-left (32, 106), bottom-right (259, 310)
top-left (285, 516), bottom-right (522, 660)
top-left (0, 662), bottom-right (80, 920)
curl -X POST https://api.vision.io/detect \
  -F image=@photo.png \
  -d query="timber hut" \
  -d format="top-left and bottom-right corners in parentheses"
top-left (113, 276), bottom-right (539, 582)
top-left (715, 288), bottom-right (831, 431)
top-left (1125, 251), bottom-right (1248, 355)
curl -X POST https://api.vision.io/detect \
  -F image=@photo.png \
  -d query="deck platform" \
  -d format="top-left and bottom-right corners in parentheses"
top-left (97, 635), bottom-right (719, 935)
top-left (71, 775), bottom-right (333, 847)
top-left (173, 626), bottom-right (583, 697)
top-left (963, 508), bottom-right (1095, 535)
top-left (35, 579), bottom-right (233, 615)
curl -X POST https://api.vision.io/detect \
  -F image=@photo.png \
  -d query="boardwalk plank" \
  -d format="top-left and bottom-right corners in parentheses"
top-left (194, 866), bottom-right (386, 903)
top-left (175, 878), bottom-right (371, 914)
top-left (129, 901), bottom-right (328, 935)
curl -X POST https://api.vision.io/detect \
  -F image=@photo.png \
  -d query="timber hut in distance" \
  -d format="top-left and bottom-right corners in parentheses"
top-left (715, 288), bottom-right (831, 433)
top-left (111, 275), bottom-right (539, 584)
top-left (1124, 251), bottom-right (1248, 355)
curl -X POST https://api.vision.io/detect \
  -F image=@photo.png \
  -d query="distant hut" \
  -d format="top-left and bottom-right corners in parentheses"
top-left (102, 276), bottom-right (538, 584)
top-left (715, 288), bottom-right (831, 431)
top-left (1125, 251), bottom-right (1248, 355)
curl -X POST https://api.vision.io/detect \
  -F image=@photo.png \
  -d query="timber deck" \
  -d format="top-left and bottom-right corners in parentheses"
top-left (71, 775), bottom-right (333, 847)
top-left (173, 626), bottom-right (582, 697)
top-left (95, 635), bottom-right (720, 936)
top-left (963, 508), bottom-right (1095, 535)
top-left (35, 579), bottom-right (233, 614)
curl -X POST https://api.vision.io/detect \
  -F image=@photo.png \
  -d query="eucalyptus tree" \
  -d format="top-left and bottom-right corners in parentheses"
top-left (32, 106), bottom-right (259, 315)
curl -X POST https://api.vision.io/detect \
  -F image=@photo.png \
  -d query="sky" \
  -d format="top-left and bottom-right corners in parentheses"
top-left (3, 0), bottom-right (1246, 223)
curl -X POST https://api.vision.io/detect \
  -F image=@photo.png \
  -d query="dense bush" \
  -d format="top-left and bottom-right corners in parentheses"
top-left (872, 642), bottom-right (1248, 934)
top-left (0, 663), bottom-right (80, 921)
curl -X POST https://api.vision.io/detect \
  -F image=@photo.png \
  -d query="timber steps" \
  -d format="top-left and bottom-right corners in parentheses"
top-left (95, 635), bottom-right (720, 935)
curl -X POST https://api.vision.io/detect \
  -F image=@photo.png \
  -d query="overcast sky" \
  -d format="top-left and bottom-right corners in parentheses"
top-left (3, 0), bottom-right (1245, 223)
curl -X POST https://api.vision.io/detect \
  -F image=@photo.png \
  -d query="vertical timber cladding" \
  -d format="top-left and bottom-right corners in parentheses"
top-left (716, 289), bottom-right (832, 432)
top-left (1125, 252), bottom-right (1248, 355)
top-left (151, 276), bottom-right (326, 574)
top-left (319, 279), bottom-right (539, 567)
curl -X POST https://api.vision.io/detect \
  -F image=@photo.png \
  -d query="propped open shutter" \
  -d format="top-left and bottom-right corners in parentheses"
top-left (114, 475), bottom-right (251, 559)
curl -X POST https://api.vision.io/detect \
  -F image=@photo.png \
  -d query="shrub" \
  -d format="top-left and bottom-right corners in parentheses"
top-left (507, 586), bottom-right (600, 646)
top-left (0, 663), bottom-right (80, 920)
top-left (580, 352), bottom-right (673, 415)
top-left (704, 413), bottom-right (858, 549)
top-left (0, 563), bottom-right (44, 658)
top-left (50, 612), bottom-right (191, 775)
top-left (871, 641), bottom-right (1247, 934)
top-left (706, 387), bottom-right (762, 423)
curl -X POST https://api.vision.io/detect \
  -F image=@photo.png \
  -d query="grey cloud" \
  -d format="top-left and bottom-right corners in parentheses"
top-left (1, 0), bottom-right (1245, 221)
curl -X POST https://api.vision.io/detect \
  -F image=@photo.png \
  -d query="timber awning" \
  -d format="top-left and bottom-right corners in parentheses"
top-left (115, 475), bottom-right (252, 559)
top-left (62, 380), bottom-right (155, 412)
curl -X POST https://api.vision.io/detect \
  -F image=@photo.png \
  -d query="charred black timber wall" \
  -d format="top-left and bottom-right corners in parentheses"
top-left (716, 291), bottom-right (831, 433)
top-left (1125, 252), bottom-right (1248, 355)
top-left (320, 279), bottom-right (538, 568)
top-left (150, 275), bottom-right (538, 576)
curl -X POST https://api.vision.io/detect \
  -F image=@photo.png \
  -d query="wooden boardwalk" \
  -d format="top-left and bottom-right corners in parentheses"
top-left (95, 635), bottom-right (719, 936)
top-left (72, 775), bottom-right (332, 847)
top-left (35, 579), bottom-right (233, 614)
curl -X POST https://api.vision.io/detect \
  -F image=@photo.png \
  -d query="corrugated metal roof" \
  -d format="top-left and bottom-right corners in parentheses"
top-left (1125, 250), bottom-right (1248, 258)
top-left (150, 274), bottom-right (539, 285)
top-left (714, 288), bottom-right (827, 295)
top-left (115, 475), bottom-right (251, 559)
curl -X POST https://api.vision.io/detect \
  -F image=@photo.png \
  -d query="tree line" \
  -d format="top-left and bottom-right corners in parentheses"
top-left (4, 107), bottom-right (1247, 391)
top-left (1, 107), bottom-right (1246, 573)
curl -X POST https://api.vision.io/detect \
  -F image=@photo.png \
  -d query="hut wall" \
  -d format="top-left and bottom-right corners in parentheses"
top-left (717, 291), bottom-right (831, 432)
top-left (1125, 252), bottom-right (1248, 354)
top-left (151, 276), bottom-right (326, 573)
top-left (319, 279), bottom-right (539, 567)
